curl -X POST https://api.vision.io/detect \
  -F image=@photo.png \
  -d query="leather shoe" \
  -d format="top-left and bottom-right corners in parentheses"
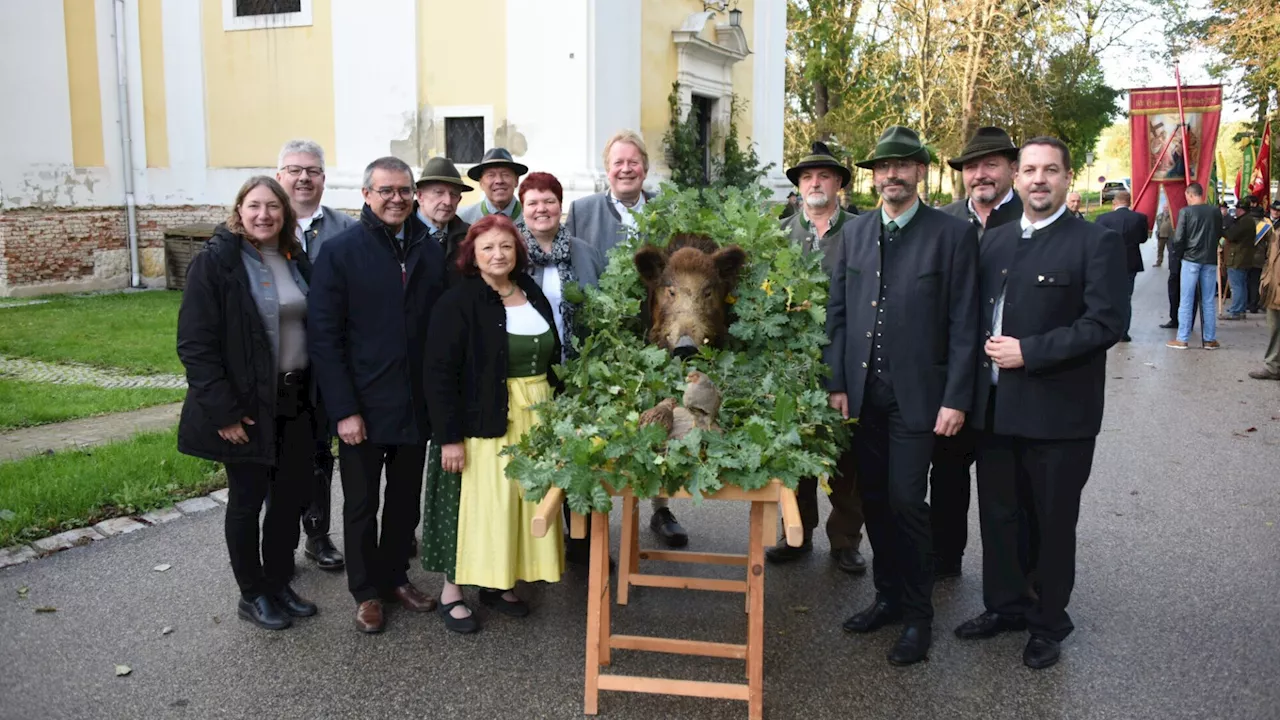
top-left (304, 535), bottom-right (345, 571)
top-left (1023, 635), bottom-right (1061, 669)
top-left (1120, 334), bottom-right (1132, 343)
top-left (649, 508), bottom-right (689, 548)
top-left (887, 624), bottom-right (931, 666)
top-left (392, 582), bottom-right (437, 612)
top-left (1248, 369), bottom-right (1280, 381)
top-left (271, 585), bottom-right (318, 617)
top-left (841, 598), bottom-right (902, 633)
top-left (765, 538), bottom-right (813, 564)
top-left (833, 546), bottom-right (867, 575)
top-left (480, 589), bottom-right (531, 618)
top-left (934, 558), bottom-right (962, 580)
top-left (954, 611), bottom-right (1027, 639)
top-left (438, 599), bottom-right (479, 634)
top-left (355, 599), bottom-right (385, 633)
top-left (237, 594), bottom-right (291, 631)
top-left (1159, 320), bottom-right (1177, 329)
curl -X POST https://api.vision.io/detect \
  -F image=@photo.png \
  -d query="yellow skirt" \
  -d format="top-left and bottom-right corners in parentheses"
top-left (454, 375), bottom-right (564, 588)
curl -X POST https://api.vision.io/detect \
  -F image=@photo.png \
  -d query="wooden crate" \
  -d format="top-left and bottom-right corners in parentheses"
top-left (163, 224), bottom-right (217, 291)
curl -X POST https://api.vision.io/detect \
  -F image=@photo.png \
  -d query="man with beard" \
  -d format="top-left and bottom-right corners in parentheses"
top-left (930, 127), bottom-right (1023, 581)
top-left (275, 138), bottom-right (356, 572)
top-left (415, 156), bottom-right (473, 287)
top-left (956, 137), bottom-right (1126, 670)
top-left (458, 147), bottom-right (526, 224)
top-left (826, 126), bottom-right (979, 666)
top-left (770, 142), bottom-right (867, 575)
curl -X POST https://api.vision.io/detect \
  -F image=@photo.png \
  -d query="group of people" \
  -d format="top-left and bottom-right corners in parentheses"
top-left (780, 125), bottom-right (1129, 671)
top-left (176, 131), bottom-right (683, 636)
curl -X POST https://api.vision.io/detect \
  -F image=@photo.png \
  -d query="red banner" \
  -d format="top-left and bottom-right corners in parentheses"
top-left (1129, 85), bottom-right (1223, 228)
top-left (1247, 121), bottom-right (1271, 209)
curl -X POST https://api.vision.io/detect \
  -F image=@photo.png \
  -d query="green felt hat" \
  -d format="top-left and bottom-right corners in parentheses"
top-left (786, 141), bottom-right (851, 188)
top-left (415, 156), bottom-right (473, 191)
top-left (855, 125), bottom-right (932, 170)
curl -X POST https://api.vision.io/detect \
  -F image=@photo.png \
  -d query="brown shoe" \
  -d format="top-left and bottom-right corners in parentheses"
top-left (355, 599), bottom-right (385, 633)
top-left (392, 583), bottom-right (437, 612)
top-left (1166, 340), bottom-right (1188, 349)
top-left (1203, 340), bottom-right (1221, 350)
top-left (1248, 368), bottom-right (1280, 380)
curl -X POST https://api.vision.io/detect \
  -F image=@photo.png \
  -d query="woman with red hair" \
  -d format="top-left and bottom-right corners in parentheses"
top-left (420, 214), bottom-right (565, 633)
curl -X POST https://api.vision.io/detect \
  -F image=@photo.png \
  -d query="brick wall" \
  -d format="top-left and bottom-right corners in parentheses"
top-left (0, 205), bottom-right (226, 296)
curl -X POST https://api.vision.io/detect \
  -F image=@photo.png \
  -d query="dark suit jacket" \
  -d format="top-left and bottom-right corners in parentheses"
top-left (970, 212), bottom-right (1127, 440)
top-left (939, 193), bottom-right (1023, 238)
top-left (823, 204), bottom-right (980, 432)
top-left (1094, 206), bottom-right (1149, 273)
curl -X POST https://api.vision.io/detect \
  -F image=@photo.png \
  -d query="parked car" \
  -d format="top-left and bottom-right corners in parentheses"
top-left (1222, 190), bottom-right (1238, 208)
top-left (1101, 178), bottom-right (1132, 203)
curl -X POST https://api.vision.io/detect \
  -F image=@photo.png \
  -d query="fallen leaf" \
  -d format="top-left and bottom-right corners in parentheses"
top-left (1246, 427), bottom-right (1258, 433)
top-left (1130, 491), bottom-right (1139, 496)
top-left (161, 626), bottom-right (173, 636)
top-left (34, 606), bottom-right (56, 613)
top-left (211, 615), bottom-right (220, 624)
top-left (1143, 362), bottom-right (1156, 368)
top-left (792, 606), bottom-right (810, 614)
top-left (114, 665), bottom-right (132, 677)
top-left (16, 586), bottom-right (29, 599)
top-left (1266, 522), bottom-right (1274, 528)
top-left (153, 564), bottom-right (171, 572)
top-left (1113, 512), bottom-right (1124, 517)
top-left (0, 509), bottom-right (15, 522)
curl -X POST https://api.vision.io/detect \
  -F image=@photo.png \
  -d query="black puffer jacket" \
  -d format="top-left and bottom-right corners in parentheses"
top-left (424, 274), bottom-right (563, 445)
top-left (176, 227), bottom-right (313, 465)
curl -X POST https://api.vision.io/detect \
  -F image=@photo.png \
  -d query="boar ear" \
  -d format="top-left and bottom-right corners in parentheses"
top-left (634, 246), bottom-right (667, 287)
top-left (713, 245), bottom-right (747, 287)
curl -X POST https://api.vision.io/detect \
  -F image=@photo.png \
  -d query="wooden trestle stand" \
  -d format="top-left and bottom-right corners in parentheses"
top-left (532, 481), bottom-right (803, 720)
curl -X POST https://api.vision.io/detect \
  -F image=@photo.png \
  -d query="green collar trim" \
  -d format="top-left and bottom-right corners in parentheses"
top-left (881, 199), bottom-right (920, 229)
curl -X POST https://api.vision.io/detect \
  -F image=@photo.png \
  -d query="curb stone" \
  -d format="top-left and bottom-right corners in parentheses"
top-left (94, 517), bottom-right (148, 537)
top-left (140, 506), bottom-right (184, 525)
top-left (32, 527), bottom-right (105, 553)
top-left (209, 488), bottom-right (229, 504)
top-left (0, 544), bottom-right (39, 569)
top-left (175, 497), bottom-right (219, 515)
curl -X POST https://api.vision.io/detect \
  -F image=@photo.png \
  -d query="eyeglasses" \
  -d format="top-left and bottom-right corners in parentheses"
top-left (371, 186), bottom-right (414, 200)
top-left (281, 165), bottom-right (324, 178)
top-left (873, 159), bottom-right (918, 173)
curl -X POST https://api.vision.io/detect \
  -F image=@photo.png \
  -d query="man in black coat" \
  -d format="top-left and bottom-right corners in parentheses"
top-left (825, 126), bottom-right (980, 666)
top-left (414, 156), bottom-right (473, 288)
top-left (1094, 190), bottom-right (1149, 342)
top-left (955, 137), bottom-right (1127, 670)
top-left (308, 157), bottom-right (447, 634)
top-left (932, 126), bottom-right (1024, 581)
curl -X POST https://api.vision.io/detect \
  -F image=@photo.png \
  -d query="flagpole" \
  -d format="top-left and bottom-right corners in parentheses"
top-left (1133, 127), bottom-right (1180, 209)
top-left (1174, 63), bottom-right (1193, 189)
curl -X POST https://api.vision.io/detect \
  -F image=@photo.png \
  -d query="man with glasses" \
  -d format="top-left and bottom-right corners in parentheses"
top-left (309, 157), bottom-right (447, 634)
top-left (825, 126), bottom-right (979, 666)
top-left (414, 156), bottom-right (473, 287)
top-left (275, 139), bottom-right (355, 573)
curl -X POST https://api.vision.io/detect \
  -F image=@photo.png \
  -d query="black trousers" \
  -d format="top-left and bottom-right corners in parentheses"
top-left (976, 391), bottom-right (1095, 642)
top-left (339, 440), bottom-right (427, 602)
top-left (794, 448), bottom-right (864, 549)
top-left (854, 376), bottom-right (937, 624)
top-left (1167, 252), bottom-right (1201, 325)
top-left (224, 407), bottom-right (314, 599)
top-left (302, 439), bottom-right (334, 539)
top-left (929, 426), bottom-right (974, 566)
top-left (1247, 267), bottom-right (1263, 311)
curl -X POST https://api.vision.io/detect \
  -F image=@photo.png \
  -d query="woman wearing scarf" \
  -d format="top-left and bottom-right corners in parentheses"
top-left (516, 172), bottom-right (606, 359)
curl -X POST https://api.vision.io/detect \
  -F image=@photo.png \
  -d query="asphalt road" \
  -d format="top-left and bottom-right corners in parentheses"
top-left (2, 240), bottom-right (1278, 720)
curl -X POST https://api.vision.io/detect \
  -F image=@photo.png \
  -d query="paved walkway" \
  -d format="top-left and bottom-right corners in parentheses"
top-left (1, 243), bottom-right (1277, 720)
top-left (0, 355), bottom-right (186, 389)
top-left (0, 402), bottom-right (183, 461)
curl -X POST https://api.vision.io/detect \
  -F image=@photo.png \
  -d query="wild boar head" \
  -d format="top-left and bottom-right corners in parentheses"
top-left (634, 233), bottom-right (747, 358)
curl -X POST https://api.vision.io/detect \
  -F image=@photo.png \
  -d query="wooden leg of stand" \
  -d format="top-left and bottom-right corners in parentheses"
top-left (618, 492), bottom-right (637, 605)
top-left (585, 510), bottom-right (608, 715)
top-left (747, 501), bottom-right (766, 720)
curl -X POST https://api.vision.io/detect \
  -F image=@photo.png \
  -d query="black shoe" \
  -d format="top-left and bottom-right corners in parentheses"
top-left (1023, 635), bottom-right (1061, 669)
top-left (479, 589), bottom-right (530, 618)
top-left (934, 559), bottom-right (962, 580)
top-left (271, 585), bottom-right (318, 617)
top-left (765, 538), bottom-right (813, 564)
top-left (565, 538), bottom-right (617, 571)
top-left (304, 535), bottom-right (345, 571)
top-left (1120, 334), bottom-right (1133, 343)
top-left (833, 546), bottom-right (867, 575)
top-left (649, 508), bottom-right (689, 548)
top-left (237, 594), bottom-right (292, 630)
top-left (887, 625), bottom-right (931, 666)
top-left (409, 538), bottom-right (419, 558)
top-left (1159, 320), bottom-right (1177, 329)
top-left (954, 611), bottom-right (1027, 639)
top-left (437, 599), bottom-right (479, 634)
top-left (841, 598), bottom-right (902, 633)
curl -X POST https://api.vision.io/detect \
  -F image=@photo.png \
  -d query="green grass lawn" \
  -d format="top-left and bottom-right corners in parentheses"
top-left (0, 291), bottom-right (183, 375)
top-left (0, 429), bottom-right (221, 548)
top-left (0, 378), bottom-right (185, 430)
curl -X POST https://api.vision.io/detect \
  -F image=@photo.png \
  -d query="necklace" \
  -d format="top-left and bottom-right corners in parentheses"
top-left (498, 285), bottom-right (518, 299)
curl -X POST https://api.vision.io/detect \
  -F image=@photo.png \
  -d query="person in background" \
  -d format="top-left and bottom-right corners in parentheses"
top-left (1155, 206), bottom-right (1172, 268)
top-left (177, 176), bottom-right (319, 631)
top-left (415, 156), bottom-right (473, 287)
top-left (1221, 195), bottom-right (1258, 322)
top-left (1166, 183), bottom-right (1223, 350)
top-left (309, 157), bottom-right (447, 634)
top-left (422, 215), bottom-right (566, 633)
top-left (275, 138), bottom-right (354, 572)
top-left (1249, 203), bottom-right (1280, 381)
top-left (1094, 190), bottom-right (1148, 343)
top-left (1247, 202), bottom-right (1270, 313)
top-left (458, 148), bottom-right (527, 225)
top-left (1065, 192), bottom-right (1085, 219)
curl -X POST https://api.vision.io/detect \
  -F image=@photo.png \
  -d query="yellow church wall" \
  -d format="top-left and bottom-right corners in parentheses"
top-left (139, 0), bottom-right (168, 168)
top-left (63, 0), bottom-right (104, 167)
top-left (417, 0), bottom-right (505, 165)
top-left (731, 0), bottom-right (754, 141)
top-left (201, 0), bottom-right (336, 168)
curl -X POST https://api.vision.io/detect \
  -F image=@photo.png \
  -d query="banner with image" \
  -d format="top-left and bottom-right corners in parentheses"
top-left (1129, 85), bottom-right (1223, 228)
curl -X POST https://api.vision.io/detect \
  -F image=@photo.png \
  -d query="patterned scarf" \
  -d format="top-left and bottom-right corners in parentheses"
top-left (519, 220), bottom-right (579, 358)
